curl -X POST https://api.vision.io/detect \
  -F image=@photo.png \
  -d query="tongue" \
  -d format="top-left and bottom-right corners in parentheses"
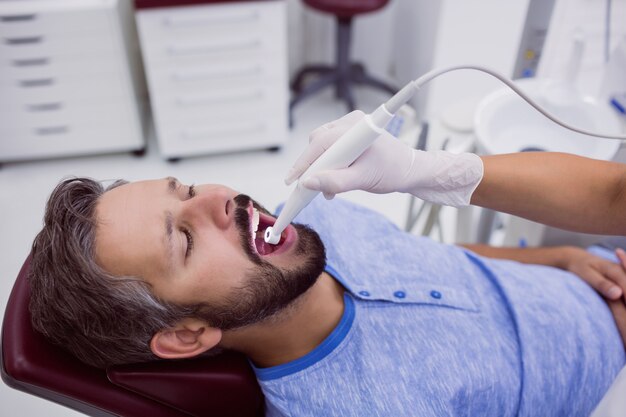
top-left (255, 237), bottom-right (276, 255)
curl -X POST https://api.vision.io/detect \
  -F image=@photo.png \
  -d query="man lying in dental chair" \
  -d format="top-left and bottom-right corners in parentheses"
top-left (29, 177), bottom-right (625, 417)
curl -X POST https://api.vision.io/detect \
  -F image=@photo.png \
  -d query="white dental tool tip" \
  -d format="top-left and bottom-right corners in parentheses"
top-left (264, 227), bottom-right (281, 244)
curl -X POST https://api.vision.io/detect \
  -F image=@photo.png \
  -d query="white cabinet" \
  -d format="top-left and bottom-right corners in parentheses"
top-left (135, 0), bottom-right (288, 159)
top-left (0, 0), bottom-right (147, 163)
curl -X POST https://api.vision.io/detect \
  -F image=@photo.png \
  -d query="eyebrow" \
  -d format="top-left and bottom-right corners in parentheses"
top-left (166, 176), bottom-right (179, 194)
top-left (164, 211), bottom-right (175, 271)
top-left (163, 177), bottom-right (179, 273)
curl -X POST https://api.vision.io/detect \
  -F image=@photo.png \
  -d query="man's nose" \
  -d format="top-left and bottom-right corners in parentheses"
top-left (182, 186), bottom-right (232, 230)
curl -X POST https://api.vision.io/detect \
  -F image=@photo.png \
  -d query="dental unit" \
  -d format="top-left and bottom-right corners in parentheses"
top-left (264, 65), bottom-right (626, 245)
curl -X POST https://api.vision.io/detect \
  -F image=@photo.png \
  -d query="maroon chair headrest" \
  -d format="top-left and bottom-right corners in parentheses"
top-left (107, 352), bottom-right (264, 417)
top-left (1, 255), bottom-right (264, 417)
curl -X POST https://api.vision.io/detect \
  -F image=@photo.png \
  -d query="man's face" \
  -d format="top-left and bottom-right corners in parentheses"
top-left (95, 178), bottom-right (325, 329)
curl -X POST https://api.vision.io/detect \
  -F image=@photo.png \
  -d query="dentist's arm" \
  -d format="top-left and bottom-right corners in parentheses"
top-left (473, 152), bottom-right (626, 235)
top-left (289, 112), bottom-right (626, 235)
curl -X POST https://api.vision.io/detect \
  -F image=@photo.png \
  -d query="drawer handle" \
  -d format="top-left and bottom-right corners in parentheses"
top-left (167, 39), bottom-right (260, 56)
top-left (173, 66), bottom-right (261, 82)
top-left (163, 11), bottom-right (259, 28)
top-left (181, 123), bottom-right (265, 140)
top-left (176, 91), bottom-right (263, 107)
top-left (0, 14), bottom-right (36, 22)
top-left (28, 102), bottom-right (62, 112)
top-left (19, 78), bottom-right (54, 87)
top-left (5, 36), bottom-right (43, 45)
top-left (36, 126), bottom-right (68, 136)
top-left (13, 58), bottom-right (49, 67)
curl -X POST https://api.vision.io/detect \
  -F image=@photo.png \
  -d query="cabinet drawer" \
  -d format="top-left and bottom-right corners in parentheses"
top-left (0, 116), bottom-right (143, 162)
top-left (0, 33), bottom-right (118, 61)
top-left (156, 102), bottom-right (287, 141)
top-left (0, 7), bottom-right (112, 38)
top-left (152, 98), bottom-right (281, 126)
top-left (0, 99), bottom-right (136, 128)
top-left (150, 80), bottom-right (287, 123)
top-left (0, 73), bottom-right (128, 107)
top-left (139, 31), bottom-right (284, 65)
top-left (137, 1), bottom-right (282, 36)
top-left (140, 48), bottom-right (286, 76)
top-left (136, 1), bottom-right (285, 63)
top-left (156, 114), bottom-right (287, 157)
top-left (2, 54), bottom-right (123, 80)
top-left (144, 54), bottom-right (286, 92)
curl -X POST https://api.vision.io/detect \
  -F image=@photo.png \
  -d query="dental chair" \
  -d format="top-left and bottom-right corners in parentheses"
top-left (1, 255), bottom-right (265, 417)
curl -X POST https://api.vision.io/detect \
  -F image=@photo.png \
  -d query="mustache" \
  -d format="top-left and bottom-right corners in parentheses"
top-left (233, 194), bottom-right (252, 210)
top-left (233, 194), bottom-right (271, 214)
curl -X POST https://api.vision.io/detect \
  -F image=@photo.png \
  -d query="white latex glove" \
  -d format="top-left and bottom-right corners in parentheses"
top-left (285, 111), bottom-right (484, 207)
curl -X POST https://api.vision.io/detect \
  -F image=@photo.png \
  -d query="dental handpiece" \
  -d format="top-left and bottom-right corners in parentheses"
top-left (264, 65), bottom-right (626, 245)
top-left (263, 103), bottom-right (396, 244)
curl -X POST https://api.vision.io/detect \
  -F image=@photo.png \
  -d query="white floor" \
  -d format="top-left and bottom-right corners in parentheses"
top-left (0, 88), bottom-right (420, 416)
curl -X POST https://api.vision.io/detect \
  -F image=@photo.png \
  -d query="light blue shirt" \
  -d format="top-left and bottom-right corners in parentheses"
top-left (253, 198), bottom-right (625, 416)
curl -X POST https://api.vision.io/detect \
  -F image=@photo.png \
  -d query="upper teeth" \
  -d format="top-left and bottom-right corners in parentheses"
top-left (251, 208), bottom-right (260, 237)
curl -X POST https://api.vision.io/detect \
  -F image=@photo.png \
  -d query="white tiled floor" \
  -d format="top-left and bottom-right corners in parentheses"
top-left (0, 88), bottom-right (416, 416)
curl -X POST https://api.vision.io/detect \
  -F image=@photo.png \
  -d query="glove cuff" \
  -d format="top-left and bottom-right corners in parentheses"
top-left (405, 151), bottom-right (484, 207)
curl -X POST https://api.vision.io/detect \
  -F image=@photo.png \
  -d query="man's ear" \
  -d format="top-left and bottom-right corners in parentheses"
top-left (150, 318), bottom-right (222, 360)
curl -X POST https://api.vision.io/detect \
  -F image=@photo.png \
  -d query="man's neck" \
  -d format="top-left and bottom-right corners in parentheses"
top-left (220, 272), bottom-right (345, 368)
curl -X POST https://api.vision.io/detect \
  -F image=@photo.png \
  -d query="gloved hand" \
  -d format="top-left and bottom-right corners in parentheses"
top-left (285, 111), bottom-right (484, 207)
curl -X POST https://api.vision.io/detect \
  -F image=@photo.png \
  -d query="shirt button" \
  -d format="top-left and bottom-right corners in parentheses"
top-left (430, 290), bottom-right (442, 299)
top-left (393, 291), bottom-right (406, 299)
top-left (358, 290), bottom-right (370, 297)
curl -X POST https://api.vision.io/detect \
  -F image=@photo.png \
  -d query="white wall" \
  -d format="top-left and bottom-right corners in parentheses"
top-left (391, 0), bottom-right (443, 118)
top-left (420, 0), bottom-right (530, 119)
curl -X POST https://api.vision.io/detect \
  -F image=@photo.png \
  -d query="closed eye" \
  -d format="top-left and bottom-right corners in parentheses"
top-left (182, 184), bottom-right (195, 259)
top-left (183, 228), bottom-right (193, 258)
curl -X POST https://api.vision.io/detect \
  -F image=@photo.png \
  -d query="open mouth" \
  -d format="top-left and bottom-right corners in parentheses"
top-left (249, 206), bottom-right (289, 256)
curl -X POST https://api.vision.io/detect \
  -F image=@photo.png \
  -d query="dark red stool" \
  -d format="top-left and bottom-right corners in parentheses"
top-left (290, 0), bottom-right (397, 125)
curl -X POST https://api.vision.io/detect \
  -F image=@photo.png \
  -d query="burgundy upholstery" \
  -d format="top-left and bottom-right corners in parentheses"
top-left (1, 255), bottom-right (264, 417)
top-left (304, 0), bottom-right (389, 18)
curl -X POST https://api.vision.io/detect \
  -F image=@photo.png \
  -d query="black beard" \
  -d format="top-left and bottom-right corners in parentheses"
top-left (194, 194), bottom-right (326, 330)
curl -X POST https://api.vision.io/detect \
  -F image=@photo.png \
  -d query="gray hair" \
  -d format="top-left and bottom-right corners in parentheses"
top-left (29, 178), bottom-right (204, 368)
